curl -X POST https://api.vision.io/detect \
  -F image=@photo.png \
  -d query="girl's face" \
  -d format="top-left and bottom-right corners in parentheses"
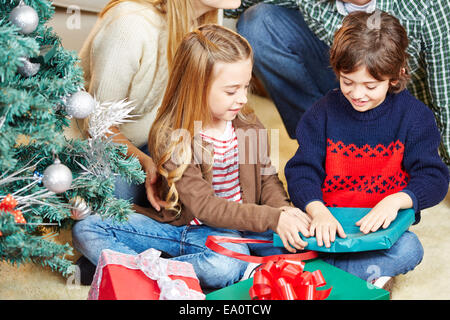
top-left (208, 58), bottom-right (253, 129)
top-left (340, 65), bottom-right (392, 112)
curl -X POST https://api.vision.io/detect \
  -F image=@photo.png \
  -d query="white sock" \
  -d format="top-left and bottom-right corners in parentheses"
top-left (240, 263), bottom-right (260, 281)
top-left (372, 276), bottom-right (392, 289)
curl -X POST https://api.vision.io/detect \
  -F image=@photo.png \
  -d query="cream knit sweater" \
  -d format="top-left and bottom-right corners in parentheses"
top-left (79, 2), bottom-right (168, 147)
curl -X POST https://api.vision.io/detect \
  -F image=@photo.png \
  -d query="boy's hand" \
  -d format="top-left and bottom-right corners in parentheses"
top-left (306, 201), bottom-right (346, 248)
top-left (276, 207), bottom-right (311, 253)
top-left (356, 192), bottom-right (413, 234)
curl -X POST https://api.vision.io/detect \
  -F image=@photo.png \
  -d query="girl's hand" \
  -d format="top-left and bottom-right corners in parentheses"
top-left (276, 207), bottom-right (311, 253)
top-left (141, 155), bottom-right (167, 211)
top-left (356, 192), bottom-right (413, 234)
top-left (306, 201), bottom-right (346, 248)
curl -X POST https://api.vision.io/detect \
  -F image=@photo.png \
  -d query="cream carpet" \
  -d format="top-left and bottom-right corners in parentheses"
top-left (1, 94), bottom-right (449, 300)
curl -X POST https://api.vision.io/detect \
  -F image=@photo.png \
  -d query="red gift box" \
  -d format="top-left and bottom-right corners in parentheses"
top-left (88, 248), bottom-right (204, 300)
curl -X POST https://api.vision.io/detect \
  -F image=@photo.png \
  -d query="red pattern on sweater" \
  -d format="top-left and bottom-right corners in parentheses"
top-left (322, 139), bottom-right (410, 207)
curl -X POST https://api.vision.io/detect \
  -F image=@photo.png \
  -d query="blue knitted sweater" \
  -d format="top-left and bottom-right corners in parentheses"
top-left (285, 89), bottom-right (449, 223)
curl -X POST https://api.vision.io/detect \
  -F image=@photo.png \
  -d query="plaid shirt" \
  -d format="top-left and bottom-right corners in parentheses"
top-left (226, 0), bottom-right (450, 164)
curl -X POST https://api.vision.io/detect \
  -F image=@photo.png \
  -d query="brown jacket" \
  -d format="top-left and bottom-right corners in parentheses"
top-left (134, 113), bottom-right (290, 232)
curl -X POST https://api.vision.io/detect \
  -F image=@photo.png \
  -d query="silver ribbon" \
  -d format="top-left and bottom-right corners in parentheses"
top-left (88, 248), bottom-right (205, 300)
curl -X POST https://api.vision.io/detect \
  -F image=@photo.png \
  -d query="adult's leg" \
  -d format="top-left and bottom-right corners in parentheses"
top-left (237, 4), bottom-right (338, 138)
top-left (113, 143), bottom-right (150, 207)
top-left (321, 231), bottom-right (424, 281)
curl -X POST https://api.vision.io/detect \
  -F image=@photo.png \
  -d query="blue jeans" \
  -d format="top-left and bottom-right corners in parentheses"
top-left (321, 231), bottom-right (424, 281)
top-left (237, 3), bottom-right (339, 138)
top-left (72, 212), bottom-right (424, 287)
top-left (74, 144), bottom-right (423, 287)
top-left (73, 142), bottom-right (289, 289)
top-left (72, 213), bottom-right (287, 289)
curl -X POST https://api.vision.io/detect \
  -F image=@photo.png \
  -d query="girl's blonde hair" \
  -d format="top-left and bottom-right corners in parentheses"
top-left (148, 24), bottom-right (254, 214)
top-left (80, 1), bottom-right (218, 137)
top-left (99, 0), bottom-right (218, 67)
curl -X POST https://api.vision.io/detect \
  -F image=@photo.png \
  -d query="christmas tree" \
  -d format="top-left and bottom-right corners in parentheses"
top-left (0, 0), bottom-right (145, 276)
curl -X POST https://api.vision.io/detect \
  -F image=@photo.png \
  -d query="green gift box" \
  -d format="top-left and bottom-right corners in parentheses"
top-left (206, 258), bottom-right (389, 300)
top-left (273, 207), bottom-right (415, 253)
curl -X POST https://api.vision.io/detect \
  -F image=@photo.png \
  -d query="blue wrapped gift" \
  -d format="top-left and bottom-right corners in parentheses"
top-left (273, 207), bottom-right (415, 252)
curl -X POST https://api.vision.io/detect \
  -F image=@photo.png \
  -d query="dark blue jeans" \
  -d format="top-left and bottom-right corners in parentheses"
top-left (112, 143), bottom-right (151, 207)
top-left (237, 3), bottom-right (339, 138)
top-left (72, 213), bottom-right (286, 289)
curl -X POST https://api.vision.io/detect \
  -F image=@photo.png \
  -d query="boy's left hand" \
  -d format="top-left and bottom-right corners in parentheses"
top-left (355, 192), bottom-right (413, 234)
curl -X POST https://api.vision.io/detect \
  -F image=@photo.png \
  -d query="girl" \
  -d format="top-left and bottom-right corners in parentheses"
top-left (73, 0), bottom-right (241, 282)
top-left (285, 11), bottom-right (449, 292)
top-left (78, 0), bottom-right (241, 212)
top-left (73, 24), bottom-right (311, 289)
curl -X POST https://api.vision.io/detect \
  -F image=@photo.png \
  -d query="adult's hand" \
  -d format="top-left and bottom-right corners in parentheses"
top-left (107, 126), bottom-right (167, 211)
top-left (141, 154), bottom-right (167, 211)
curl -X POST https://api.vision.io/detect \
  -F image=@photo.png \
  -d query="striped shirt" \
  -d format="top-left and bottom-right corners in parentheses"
top-left (225, 0), bottom-right (450, 165)
top-left (190, 121), bottom-right (242, 225)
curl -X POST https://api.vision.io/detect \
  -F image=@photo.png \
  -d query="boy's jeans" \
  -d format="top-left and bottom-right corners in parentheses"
top-left (320, 231), bottom-right (424, 282)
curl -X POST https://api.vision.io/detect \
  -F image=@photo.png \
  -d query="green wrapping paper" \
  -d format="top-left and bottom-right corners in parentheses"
top-left (273, 207), bottom-right (415, 252)
top-left (206, 259), bottom-right (389, 300)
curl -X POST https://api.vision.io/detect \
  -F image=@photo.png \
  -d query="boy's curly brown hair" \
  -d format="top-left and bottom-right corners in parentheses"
top-left (330, 11), bottom-right (410, 93)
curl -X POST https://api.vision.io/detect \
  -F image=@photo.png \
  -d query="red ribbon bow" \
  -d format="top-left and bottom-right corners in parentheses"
top-left (0, 194), bottom-right (26, 236)
top-left (205, 236), bottom-right (332, 300)
top-left (249, 259), bottom-right (332, 300)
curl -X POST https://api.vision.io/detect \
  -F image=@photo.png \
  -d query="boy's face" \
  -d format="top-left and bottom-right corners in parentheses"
top-left (208, 58), bottom-right (252, 127)
top-left (340, 66), bottom-right (391, 113)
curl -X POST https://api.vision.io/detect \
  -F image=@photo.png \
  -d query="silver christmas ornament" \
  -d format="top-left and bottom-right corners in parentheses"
top-left (8, 1), bottom-right (39, 35)
top-left (65, 91), bottom-right (95, 119)
top-left (42, 158), bottom-right (73, 193)
top-left (69, 196), bottom-right (91, 220)
top-left (17, 57), bottom-right (40, 77)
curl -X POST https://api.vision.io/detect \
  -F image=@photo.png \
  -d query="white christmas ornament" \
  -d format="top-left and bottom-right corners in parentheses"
top-left (17, 57), bottom-right (40, 77)
top-left (65, 91), bottom-right (95, 119)
top-left (42, 158), bottom-right (73, 193)
top-left (69, 196), bottom-right (91, 220)
top-left (8, 1), bottom-right (39, 35)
